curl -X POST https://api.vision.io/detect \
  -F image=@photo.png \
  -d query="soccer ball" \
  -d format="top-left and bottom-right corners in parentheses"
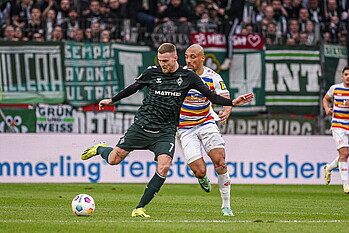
top-left (71, 194), bottom-right (95, 216)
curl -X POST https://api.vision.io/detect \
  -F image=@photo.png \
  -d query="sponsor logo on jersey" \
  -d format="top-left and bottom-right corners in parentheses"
top-left (155, 90), bottom-right (181, 96)
top-left (177, 76), bottom-right (183, 86)
top-left (219, 81), bottom-right (227, 90)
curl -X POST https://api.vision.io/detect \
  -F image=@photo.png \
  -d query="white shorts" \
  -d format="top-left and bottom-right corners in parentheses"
top-left (177, 123), bottom-right (225, 164)
top-left (332, 128), bottom-right (349, 149)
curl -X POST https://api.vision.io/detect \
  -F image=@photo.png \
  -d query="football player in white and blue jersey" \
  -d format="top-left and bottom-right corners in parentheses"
top-left (323, 66), bottom-right (349, 194)
top-left (178, 44), bottom-right (238, 216)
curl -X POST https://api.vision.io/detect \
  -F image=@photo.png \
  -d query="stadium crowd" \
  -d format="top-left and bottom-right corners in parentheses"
top-left (0, 0), bottom-right (348, 46)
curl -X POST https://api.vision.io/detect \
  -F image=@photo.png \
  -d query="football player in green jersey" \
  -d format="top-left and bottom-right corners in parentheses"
top-left (81, 43), bottom-right (254, 217)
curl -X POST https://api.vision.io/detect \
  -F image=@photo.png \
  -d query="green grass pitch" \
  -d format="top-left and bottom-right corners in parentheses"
top-left (0, 183), bottom-right (348, 233)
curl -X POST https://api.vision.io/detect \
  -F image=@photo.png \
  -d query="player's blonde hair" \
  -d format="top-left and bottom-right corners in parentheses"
top-left (158, 43), bottom-right (177, 55)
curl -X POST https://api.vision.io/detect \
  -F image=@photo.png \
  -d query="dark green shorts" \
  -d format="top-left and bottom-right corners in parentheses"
top-left (116, 123), bottom-right (176, 160)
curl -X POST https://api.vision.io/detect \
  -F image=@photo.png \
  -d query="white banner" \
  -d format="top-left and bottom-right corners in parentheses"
top-left (0, 134), bottom-right (340, 185)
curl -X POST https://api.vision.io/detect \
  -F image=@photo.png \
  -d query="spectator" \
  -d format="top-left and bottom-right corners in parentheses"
top-left (255, 1), bottom-right (268, 22)
top-left (12, 0), bottom-right (34, 28)
top-left (42, 0), bottom-right (55, 18)
top-left (51, 25), bottom-right (64, 41)
top-left (0, 1), bottom-right (10, 30)
top-left (105, 0), bottom-right (125, 41)
top-left (190, 1), bottom-right (206, 21)
top-left (198, 3), bottom-right (220, 33)
top-left (195, 10), bottom-right (210, 33)
top-left (160, 0), bottom-right (192, 23)
top-left (43, 9), bottom-right (56, 41)
top-left (34, 0), bottom-right (50, 13)
top-left (84, 0), bottom-right (104, 27)
top-left (308, 0), bottom-right (325, 24)
top-left (84, 27), bottom-right (92, 42)
top-left (326, 15), bottom-right (340, 43)
top-left (71, 28), bottom-right (84, 42)
top-left (339, 34), bottom-right (347, 46)
top-left (219, 0), bottom-right (244, 70)
top-left (90, 22), bottom-right (101, 42)
top-left (286, 18), bottom-right (300, 43)
top-left (265, 22), bottom-right (278, 45)
top-left (283, 0), bottom-right (296, 19)
top-left (100, 1), bottom-right (110, 15)
top-left (136, 0), bottom-right (162, 35)
top-left (257, 5), bottom-right (277, 36)
top-left (322, 31), bottom-right (331, 43)
top-left (14, 26), bottom-right (25, 41)
top-left (298, 8), bottom-right (310, 31)
top-left (326, 0), bottom-right (342, 21)
top-left (244, 23), bottom-right (254, 34)
top-left (118, 0), bottom-right (137, 20)
top-left (2, 25), bottom-right (15, 41)
top-left (290, 0), bottom-right (303, 19)
top-left (298, 31), bottom-right (308, 45)
top-left (61, 7), bottom-right (83, 39)
top-left (208, 4), bottom-right (220, 20)
top-left (23, 7), bottom-right (45, 40)
top-left (79, 0), bottom-right (91, 17)
top-left (100, 29), bottom-right (111, 42)
top-left (271, 0), bottom-right (288, 35)
top-left (56, 0), bottom-right (71, 25)
top-left (32, 32), bottom-right (44, 41)
top-left (304, 20), bottom-right (318, 45)
top-left (286, 37), bottom-right (296, 45)
top-left (242, 0), bottom-right (259, 25)
top-left (106, 0), bottom-right (121, 21)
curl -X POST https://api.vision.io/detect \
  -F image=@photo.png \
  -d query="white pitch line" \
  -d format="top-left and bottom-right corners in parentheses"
top-left (0, 220), bottom-right (348, 223)
top-left (0, 206), bottom-right (346, 216)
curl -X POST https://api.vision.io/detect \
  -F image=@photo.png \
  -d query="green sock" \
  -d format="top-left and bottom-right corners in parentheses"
top-left (97, 146), bottom-right (113, 163)
top-left (136, 172), bottom-right (166, 208)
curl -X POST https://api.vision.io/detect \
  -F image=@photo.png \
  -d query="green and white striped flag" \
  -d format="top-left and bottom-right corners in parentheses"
top-left (265, 46), bottom-right (322, 115)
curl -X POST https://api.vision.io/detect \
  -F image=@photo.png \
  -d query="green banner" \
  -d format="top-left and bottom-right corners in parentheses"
top-left (110, 43), bottom-right (156, 111)
top-left (0, 42), bottom-right (64, 104)
top-left (208, 49), bottom-right (266, 114)
top-left (111, 45), bottom-right (265, 114)
top-left (36, 104), bottom-right (74, 133)
top-left (64, 42), bottom-right (122, 107)
top-left (265, 45), bottom-right (322, 115)
top-left (0, 108), bottom-right (36, 133)
top-left (323, 44), bottom-right (348, 91)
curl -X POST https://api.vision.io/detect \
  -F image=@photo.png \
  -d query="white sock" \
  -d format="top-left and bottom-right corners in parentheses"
top-left (338, 162), bottom-right (348, 188)
top-left (218, 172), bottom-right (231, 209)
top-left (327, 156), bottom-right (339, 171)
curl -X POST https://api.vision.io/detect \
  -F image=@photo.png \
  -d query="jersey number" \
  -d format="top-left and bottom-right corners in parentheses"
top-left (169, 143), bottom-right (174, 152)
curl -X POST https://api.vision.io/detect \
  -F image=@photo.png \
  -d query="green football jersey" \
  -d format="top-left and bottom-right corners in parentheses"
top-left (133, 66), bottom-right (232, 132)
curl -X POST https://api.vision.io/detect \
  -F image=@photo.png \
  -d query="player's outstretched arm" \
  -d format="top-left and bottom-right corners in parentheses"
top-left (98, 82), bottom-right (145, 110)
top-left (99, 99), bottom-right (113, 110)
top-left (232, 93), bottom-right (254, 106)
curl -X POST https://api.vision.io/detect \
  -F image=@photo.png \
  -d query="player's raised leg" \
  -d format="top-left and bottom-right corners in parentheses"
top-left (81, 143), bottom-right (107, 160)
top-left (82, 143), bottom-right (130, 166)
